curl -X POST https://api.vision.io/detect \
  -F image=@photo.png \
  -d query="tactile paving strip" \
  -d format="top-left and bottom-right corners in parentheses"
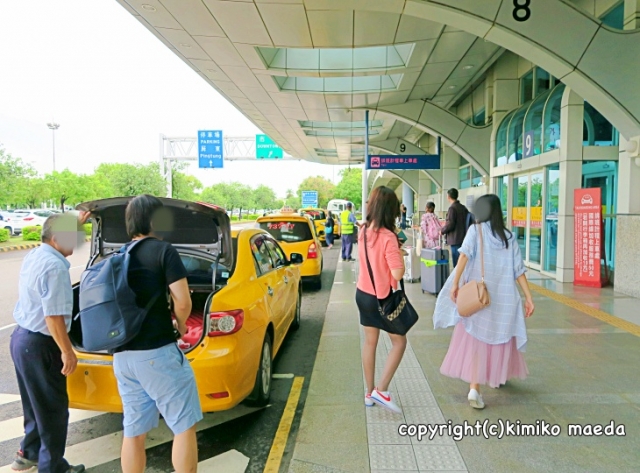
top-left (362, 331), bottom-right (468, 472)
top-left (529, 283), bottom-right (640, 337)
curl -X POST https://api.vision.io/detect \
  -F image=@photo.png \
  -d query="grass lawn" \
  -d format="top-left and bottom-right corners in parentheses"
top-left (0, 236), bottom-right (39, 248)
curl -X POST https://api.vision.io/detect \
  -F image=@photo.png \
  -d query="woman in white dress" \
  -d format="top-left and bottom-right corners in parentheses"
top-left (432, 194), bottom-right (535, 409)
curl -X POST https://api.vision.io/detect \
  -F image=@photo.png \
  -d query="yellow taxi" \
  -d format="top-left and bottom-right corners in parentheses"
top-left (256, 208), bottom-right (324, 288)
top-left (68, 198), bottom-right (303, 412)
top-left (298, 208), bottom-right (340, 245)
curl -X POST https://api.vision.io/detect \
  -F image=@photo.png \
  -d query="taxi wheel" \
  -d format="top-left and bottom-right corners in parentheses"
top-left (245, 333), bottom-right (272, 407)
top-left (291, 288), bottom-right (302, 330)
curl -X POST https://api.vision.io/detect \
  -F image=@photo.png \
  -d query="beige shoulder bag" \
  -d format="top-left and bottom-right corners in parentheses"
top-left (456, 224), bottom-right (490, 317)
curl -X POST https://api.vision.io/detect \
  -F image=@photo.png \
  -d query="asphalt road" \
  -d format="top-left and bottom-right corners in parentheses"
top-left (0, 241), bottom-right (339, 472)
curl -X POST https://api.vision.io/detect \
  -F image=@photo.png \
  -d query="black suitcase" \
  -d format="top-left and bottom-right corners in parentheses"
top-left (420, 248), bottom-right (450, 295)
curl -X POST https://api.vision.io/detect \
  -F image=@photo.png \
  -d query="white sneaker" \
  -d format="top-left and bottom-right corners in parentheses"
top-left (370, 389), bottom-right (402, 413)
top-left (468, 389), bottom-right (485, 409)
top-left (365, 391), bottom-right (374, 407)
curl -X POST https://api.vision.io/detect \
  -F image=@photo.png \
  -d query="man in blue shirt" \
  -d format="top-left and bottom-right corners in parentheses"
top-left (10, 212), bottom-right (88, 473)
top-left (340, 203), bottom-right (361, 262)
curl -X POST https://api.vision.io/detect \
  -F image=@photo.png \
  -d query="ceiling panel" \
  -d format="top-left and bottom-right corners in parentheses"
top-left (296, 94), bottom-right (327, 109)
top-left (416, 62), bottom-right (458, 85)
top-left (125, 0), bottom-right (182, 29)
top-left (155, 28), bottom-right (210, 60)
top-left (257, 3), bottom-right (313, 47)
top-left (233, 43), bottom-right (268, 70)
top-left (189, 59), bottom-right (230, 81)
top-left (324, 94), bottom-right (353, 109)
top-left (409, 84), bottom-right (440, 100)
top-left (241, 87), bottom-right (273, 102)
top-left (307, 10), bottom-right (354, 47)
top-left (394, 15), bottom-right (444, 43)
top-left (160, 0), bottom-right (226, 37)
top-left (215, 81), bottom-right (247, 98)
top-left (428, 32), bottom-right (476, 63)
top-left (194, 36), bottom-right (246, 66)
top-left (354, 11), bottom-right (401, 46)
top-left (377, 90), bottom-right (410, 106)
top-left (202, 0), bottom-right (273, 46)
top-left (351, 92), bottom-right (382, 108)
top-left (219, 65), bottom-right (263, 87)
top-left (303, 108), bottom-right (331, 121)
top-left (280, 107), bottom-right (308, 119)
top-left (269, 93), bottom-right (303, 108)
top-left (304, 0), bottom-right (405, 13)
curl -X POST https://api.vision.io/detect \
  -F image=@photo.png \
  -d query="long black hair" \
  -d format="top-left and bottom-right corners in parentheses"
top-left (366, 186), bottom-right (400, 233)
top-left (474, 194), bottom-right (512, 249)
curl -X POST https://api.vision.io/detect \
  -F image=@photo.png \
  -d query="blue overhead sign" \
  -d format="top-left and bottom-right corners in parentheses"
top-left (301, 191), bottom-right (318, 208)
top-left (198, 130), bottom-right (223, 168)
top-left (366, 154), bottom-right (440, 170)
top-left (256, 134), bottom-right (283, 159)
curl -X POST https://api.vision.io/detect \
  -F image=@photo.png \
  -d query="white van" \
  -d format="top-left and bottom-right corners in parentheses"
top-left (327, 199), bottom-right (355, 214)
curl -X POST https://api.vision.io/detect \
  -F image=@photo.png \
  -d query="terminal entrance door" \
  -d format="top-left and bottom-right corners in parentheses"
top-left (512, 171), bottom-right (544, 269)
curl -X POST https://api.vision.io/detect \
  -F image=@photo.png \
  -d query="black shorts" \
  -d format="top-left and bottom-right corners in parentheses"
top-left (356, 288), bottom-right (392, 331)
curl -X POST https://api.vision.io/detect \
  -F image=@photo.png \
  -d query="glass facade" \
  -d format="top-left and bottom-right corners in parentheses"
top-left (495, 83), bottom-right (566, 165)
top-left (583, 102), bottom-right (619, 146)
top-left (544, 165), bottom-right (560, 272)
top-left (496, 176), bottom-right (509, 224)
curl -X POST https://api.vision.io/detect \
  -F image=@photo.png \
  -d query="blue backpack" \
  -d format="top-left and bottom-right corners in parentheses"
top-left (77, 237), bottom-right (161, 352)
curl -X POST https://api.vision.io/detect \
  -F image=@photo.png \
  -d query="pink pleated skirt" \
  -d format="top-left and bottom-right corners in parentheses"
top-left (440, 323), bottom-right (529, 388)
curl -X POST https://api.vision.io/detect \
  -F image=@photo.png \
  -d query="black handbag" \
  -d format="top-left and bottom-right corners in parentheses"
top-left (363, 228), bottom-right (419, 335)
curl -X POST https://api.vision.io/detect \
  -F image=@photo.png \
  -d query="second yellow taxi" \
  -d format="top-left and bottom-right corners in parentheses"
top-left (256, 208), bottom-right (324, 288)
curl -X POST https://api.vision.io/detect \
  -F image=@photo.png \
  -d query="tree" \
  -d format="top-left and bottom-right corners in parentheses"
top-left (297, 176), bottom-right (335, 208)
top-left (252, 184), bottom-right (278, 212)
top-left (0, 148), bottom-right (36, 207)
top-left (44, 170), bottom-right (100, 209)
top-left (201, 183), bottom-right (226, 208)
top-left (94, 163), bottom-right (166, 197)
top-left (334, 168), bottom-right (363, 208)
top-left (172, 171), bottom-right (203, 201)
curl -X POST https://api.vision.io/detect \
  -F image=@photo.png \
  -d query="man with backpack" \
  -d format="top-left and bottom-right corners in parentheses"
top-left (10, 212), bottom-right (89, 473)
top-left (440, 188), bottom-right (471, 267)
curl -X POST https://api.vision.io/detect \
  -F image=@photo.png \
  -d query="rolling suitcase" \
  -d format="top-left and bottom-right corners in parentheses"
top-left (403, 228), bottom-right (421, 283)
top-left (420, 247), bottom-right (450, 295)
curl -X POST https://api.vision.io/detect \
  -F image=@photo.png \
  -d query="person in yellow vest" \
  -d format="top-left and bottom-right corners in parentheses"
top-left (340, 203), bottom-right (361, 262)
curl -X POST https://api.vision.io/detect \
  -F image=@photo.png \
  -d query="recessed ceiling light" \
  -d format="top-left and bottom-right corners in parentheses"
top-left (180, 43), bottom-right (192, 48)
top-left (141, 4), bottom-right (156, 11)
top-left (448, 85), bottom-right (457, 89)
top-left (462, 65), bottom-right (474, 70)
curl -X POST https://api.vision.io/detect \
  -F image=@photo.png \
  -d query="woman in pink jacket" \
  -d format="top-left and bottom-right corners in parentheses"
top-left (420, 202), bottom-right (442, 248)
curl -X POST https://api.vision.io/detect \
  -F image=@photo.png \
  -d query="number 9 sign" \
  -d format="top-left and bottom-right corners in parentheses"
top-left (523, 130), bottom-right (535, 158)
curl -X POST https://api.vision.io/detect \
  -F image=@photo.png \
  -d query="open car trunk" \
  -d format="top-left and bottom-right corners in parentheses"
top-left (69, 197), bottom-right (235, 355)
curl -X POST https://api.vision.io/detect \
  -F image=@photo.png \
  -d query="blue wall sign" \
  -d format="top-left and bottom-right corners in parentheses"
top-left (301, 190), bottom-right (318, 208)
top-left (198, 130), bottom-right (223, 168)
top-left (366, 154), bottom-right (440, 170)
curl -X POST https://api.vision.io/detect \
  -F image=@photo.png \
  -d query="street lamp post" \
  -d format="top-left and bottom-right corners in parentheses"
top-left (47, 122), bottom-right (60, 172)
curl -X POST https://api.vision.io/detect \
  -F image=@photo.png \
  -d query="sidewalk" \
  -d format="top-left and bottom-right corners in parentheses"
top-left (288, 258), bottom-right (640, 472)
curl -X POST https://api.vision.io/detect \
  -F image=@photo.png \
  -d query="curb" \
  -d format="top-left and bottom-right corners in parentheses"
top-left (0, 238), bottom-right (91, 253)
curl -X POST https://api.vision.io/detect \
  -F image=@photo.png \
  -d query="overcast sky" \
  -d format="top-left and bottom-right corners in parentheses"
top-left (0, 0), bottom-right (350, 198)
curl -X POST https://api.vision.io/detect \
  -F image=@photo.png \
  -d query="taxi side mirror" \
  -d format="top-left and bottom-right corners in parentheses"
top-left (289, 253), bottom-right (304, 265)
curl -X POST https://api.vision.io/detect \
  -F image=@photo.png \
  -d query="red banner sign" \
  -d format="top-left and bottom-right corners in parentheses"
top-left (574, 188), bottom-right (603, 287)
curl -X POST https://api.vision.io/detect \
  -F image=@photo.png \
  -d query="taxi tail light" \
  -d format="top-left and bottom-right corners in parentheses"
top-left (307, 242), bottom-right (318, 259)
top-left (206, 392), bottom-right (229, 399)
top-left (23, 217), bottom-right (34, 221)
top-left (208, 309), bottom-right (244, 337)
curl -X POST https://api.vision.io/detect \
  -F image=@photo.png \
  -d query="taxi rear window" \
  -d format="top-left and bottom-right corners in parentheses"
top-left (259, 221), bottom-right (313, 242)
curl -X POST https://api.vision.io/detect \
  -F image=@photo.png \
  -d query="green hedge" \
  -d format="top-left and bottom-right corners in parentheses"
top-left (23, 226), bottom-right (42, 241)
top-left (0, 229), bottom-right (9, 242)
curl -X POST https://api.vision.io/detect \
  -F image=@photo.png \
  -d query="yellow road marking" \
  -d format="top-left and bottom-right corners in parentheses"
top-left (263, 376), bottom-right (304, 473)
top-left (529, 283), bottom-right (640, 337)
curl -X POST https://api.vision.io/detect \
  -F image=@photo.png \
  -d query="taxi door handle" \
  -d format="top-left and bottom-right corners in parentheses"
top-left (267, 286), bottom-right (274, 296)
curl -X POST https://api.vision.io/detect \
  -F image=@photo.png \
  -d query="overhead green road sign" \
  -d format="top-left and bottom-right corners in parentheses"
top-left (256, 134), bottom-right (283, 159)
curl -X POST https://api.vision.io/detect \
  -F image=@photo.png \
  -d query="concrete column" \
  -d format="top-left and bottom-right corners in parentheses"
top-left (624, 0), bottom-right (640, 29)
top-left (441, 145), bottom-right (460, 216)
top-left (402, 183), bottom-right (414, 220)
top-left (555, 88), bottom-right (584, 283)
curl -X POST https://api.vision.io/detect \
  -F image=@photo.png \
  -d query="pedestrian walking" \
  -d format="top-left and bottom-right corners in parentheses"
top-left (112, 195), bottom-right (202, 473)
top-left (433, 194), bottom-right (535, 409)
top-left (340, 202), bottom-right (360, 261)
top-left (324, 212), bottom-right (335, 249)
top-left (11, 212), bottom-right (89, 473)
top-left (356, 186), bottom-right (407, 413)
top-left (420, 202), bottom-right (442, 249)
top-left (400, 204), bottom-right (408, 229)
top-left (440, 188), bottom-right (470, 266)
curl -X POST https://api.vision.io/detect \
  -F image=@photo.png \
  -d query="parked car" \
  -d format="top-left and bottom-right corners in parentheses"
top-left (0, 212), bottom-right (15, 235)
top-left (10, 210), bottom-right (52, 235)
top-left (68, 197), bottom-right (303, 413)
top-left (256, 209), bottom-right (324, 288)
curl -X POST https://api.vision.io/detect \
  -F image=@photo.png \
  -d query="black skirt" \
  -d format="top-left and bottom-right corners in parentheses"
top-left (356, 288), bottom-right (392, 331)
